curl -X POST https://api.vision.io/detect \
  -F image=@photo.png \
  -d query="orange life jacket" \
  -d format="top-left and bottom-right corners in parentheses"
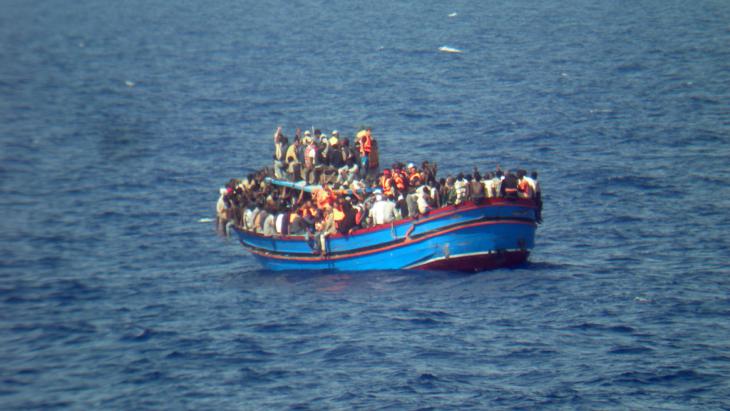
top-left (518, 179), bottom-right (533, 198)
top-left (393, 171), bottom-right (407, 192)
top-left (408, 170), bottom-right (422, 188)
top-left (380, 175), bottom-right (395, 197)
top-left (315, 187), bottom-right (334, 210)
top-left (359, 133), bottom-right (372, 155)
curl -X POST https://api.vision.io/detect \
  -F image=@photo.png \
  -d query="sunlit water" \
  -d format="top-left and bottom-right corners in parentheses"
top-left (1, 0), bottom-right (729, 408)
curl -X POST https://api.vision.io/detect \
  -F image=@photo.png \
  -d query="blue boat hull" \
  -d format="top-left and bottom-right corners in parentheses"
top-left (234, 200), bottom-right (538, 272)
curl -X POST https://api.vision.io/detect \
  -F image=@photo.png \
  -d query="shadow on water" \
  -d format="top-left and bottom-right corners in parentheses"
top-left (221, 261), bottom-right (572, 294)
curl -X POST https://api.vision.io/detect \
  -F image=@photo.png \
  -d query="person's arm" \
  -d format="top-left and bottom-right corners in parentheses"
top-left (273, 126), bottom-right (283, 143)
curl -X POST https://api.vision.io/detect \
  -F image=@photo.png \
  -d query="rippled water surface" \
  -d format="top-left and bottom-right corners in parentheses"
top-left (2, 0), bottom-right (729, 409)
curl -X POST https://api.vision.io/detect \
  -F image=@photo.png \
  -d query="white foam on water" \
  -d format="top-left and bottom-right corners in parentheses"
top-left (438, 46), bottom-right (463, 53)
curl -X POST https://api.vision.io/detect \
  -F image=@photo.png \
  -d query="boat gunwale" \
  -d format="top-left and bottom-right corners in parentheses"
top-left (243, 218), bottom-right (536, 262)
top-left (234, 198), bottom-right (537, 242)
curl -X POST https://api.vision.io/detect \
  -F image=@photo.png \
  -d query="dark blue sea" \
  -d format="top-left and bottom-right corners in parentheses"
top-left (2, 0), bottom-right (729, 409)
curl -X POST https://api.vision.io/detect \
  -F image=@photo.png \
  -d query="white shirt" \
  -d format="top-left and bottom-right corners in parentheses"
top-left (369, 199), bottom-right (397, 225)
top-left (490, 177), bottom-right (502, 197)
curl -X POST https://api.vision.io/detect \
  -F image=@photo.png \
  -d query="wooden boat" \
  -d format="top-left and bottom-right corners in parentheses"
top-left (233, 180), bottom-right (538, 272)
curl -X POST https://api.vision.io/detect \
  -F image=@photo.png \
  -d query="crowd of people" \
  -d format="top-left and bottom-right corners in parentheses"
top-left (216, 126), bottom-right (542, 253)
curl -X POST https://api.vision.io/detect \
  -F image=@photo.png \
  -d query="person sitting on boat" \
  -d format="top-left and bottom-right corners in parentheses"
top-left (453, 172), bottom-right (469, 205)
top-left (468, 174), bottom-right (485, 204)
top-left (297, 199), bottom-right (318, 232)
top-left (520, 169), bottom-right (538, 198)
top-left (253, 204), bottom-right (268, 234)
top-left (287, 212), bottom-right (307, 235)
top-left (516, 170), bottom-right (534, 199)
top-left (312, 206), bottom-right (337, 254)
top-left (443, 176), bottom-right (458, 205)
top-left (417, 186), bottom-right (435, 215)
top-left (369, 192), bottom-right (397, 226)
top-left (332, 198), bottom-right (348, 235)
top-left (493, 170), bottom-right (504, 197)
top-left (482, 172), bottom-right (495, 198)
top-left (243, 204), bottom-right (255, 231)
top-left (500, 171), bottom-right (519, 199)
top-left (274, 204), bottom-right (291, 236)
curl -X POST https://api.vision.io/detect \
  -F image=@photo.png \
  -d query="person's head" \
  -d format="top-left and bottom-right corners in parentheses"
top-left (457, 172), bottom-right (464, 180)
top-left (531, 170), bottom-right (538, 179)
top-left (382, 169), bottom-right (391, 177)
top-left (496, 170), bottom-right (503, 178)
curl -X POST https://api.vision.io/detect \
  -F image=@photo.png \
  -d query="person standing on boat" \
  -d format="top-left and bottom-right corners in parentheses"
top-left (500, 171), bottom-right (519, 198)
top-left (285, 134), bottom-right (302, 181)
top-left (273, 127), bottom-right (288, 179)
top-left (405, 163), bottom-right (423, 216)
top-left (303, 135), bottom-right (318, 184)
top-left (357, 128), bottom-right (372, 177)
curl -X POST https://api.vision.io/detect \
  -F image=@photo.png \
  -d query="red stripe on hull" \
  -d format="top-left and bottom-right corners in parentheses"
top-left (411, 250), bottom-right (529, 272)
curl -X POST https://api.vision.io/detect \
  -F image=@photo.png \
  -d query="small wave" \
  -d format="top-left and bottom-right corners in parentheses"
top-left (613, 369), bottom-right (717, 386)
top-left (392, 316), bottom-right (443, 326)
top-left (568, 322), bottom-right (636, 334)
top-left (608, 345), bottom-right (655, 355)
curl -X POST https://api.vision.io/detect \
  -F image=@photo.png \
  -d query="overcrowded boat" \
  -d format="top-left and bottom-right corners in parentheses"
top-left (217, 126), bottom-right (542, 272)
